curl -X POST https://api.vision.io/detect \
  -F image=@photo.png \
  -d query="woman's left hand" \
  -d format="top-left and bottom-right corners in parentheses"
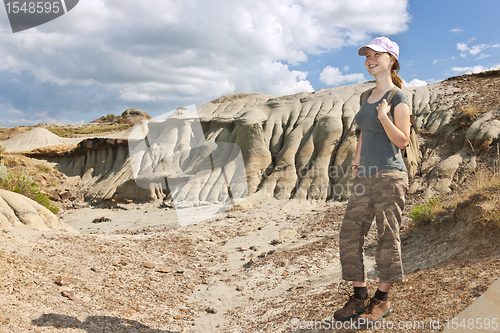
top-left (377, 99), bottom-right (391, 119)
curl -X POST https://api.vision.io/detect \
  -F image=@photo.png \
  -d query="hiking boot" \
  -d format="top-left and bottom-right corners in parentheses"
top-left (333, 295), bottom-right (370, 321)
top-left (357, 297), bottom-right (393, 326)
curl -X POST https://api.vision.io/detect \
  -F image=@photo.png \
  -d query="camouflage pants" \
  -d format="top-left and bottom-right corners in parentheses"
top-left (339, 170), bottom-right (408, 283)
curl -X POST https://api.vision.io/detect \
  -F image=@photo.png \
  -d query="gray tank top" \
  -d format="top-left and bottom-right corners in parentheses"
top-left (355, 89), bottom-right (409, 178)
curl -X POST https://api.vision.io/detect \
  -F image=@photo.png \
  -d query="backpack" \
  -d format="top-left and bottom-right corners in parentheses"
top-left (360, 87), bottom-right (421, 181)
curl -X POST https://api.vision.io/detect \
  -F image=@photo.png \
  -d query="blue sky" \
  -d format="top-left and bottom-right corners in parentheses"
top-left (0, 0), bottom-right (499, 127)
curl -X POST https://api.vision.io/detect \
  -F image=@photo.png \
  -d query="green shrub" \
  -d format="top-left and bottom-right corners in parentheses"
top-left (0, 163), bottom-right (59, 214)
top-left (410, 197), bottom-right (442, 224)
top-left (35, 192), bottom-right (59, 215)
top-left (102, 114), bottom-right (116, 122)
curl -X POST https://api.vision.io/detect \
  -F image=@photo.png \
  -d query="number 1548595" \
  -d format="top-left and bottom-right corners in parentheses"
top-left (5, 1), bottom-right (61, 14)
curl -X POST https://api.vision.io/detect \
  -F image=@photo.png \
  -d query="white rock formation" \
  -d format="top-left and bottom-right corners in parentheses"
top-left (1, 128), bottom-right (82, 153)
top-left (24, 78), bottom-right (500, 204)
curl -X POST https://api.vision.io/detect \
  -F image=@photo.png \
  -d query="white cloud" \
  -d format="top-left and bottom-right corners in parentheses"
top-left (0, 117), bottom-right (84, 127)
top-left (303, 1), bottom-right (410, 36)
top-left (7, 108), bottom-right (24, 116)
top-left (452, 65), bottom-right (489, 74)
top-left (475, 54), bottom-right (491, 60)
top-left (404, 79), bottom-right (427, 87)
top-left (469, 44), bottom-right (487, 56)
top-left (457, 42), bottom-right (499, 58)
top-left (319, 66), bottom-right (366, 86)
top-left (456, 43), bottom-right (470, 52)
top-left (0, 0), bottom-right (411, 124)
top-left (432, 56), bottom-right (455, 65)
top-left (235, 60), bottom-right (314, 96)
top-left (450, 28), bottom-right (463, 33)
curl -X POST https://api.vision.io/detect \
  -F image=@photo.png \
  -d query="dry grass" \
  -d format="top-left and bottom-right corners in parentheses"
top-left (460, 164), bottom-right (500, 225)
top-left (468, 161), bottom-right (500, 191)
top-left (452, 164), bottom-right (498, 226)
top-left (455, 105), bottom-right (480, 125)
top-left (46, 123), bottom-right (133, 138)
top-left (35, 163), bottom-right (52, 174)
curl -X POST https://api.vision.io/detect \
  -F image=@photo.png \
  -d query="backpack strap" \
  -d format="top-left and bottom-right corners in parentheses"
top-left (386, 86), bottom-right (399, 104)
top-left (385, 87), bottom-right (404, 159)
top-left (386, 88), bottom-right (419, 160)
top-left (360, 87), bottom-right (375, 105)
top-left (390, 87), bottom-right (419, 134)
top-left (409, 114), bottom-right (419, 135)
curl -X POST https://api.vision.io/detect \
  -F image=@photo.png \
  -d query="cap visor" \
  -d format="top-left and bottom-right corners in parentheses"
top-left (358, 45), bottom-right (387, 56)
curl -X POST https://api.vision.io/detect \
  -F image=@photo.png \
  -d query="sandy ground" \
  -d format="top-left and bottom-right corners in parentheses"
top-left (60, 204), bottom-right (181, 234)
top-left (1, 191), bottom-right (500, 333)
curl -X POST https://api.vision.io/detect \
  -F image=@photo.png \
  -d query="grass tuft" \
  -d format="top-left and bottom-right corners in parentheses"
top-left (462, 164), bottom-right (500, 226)
top-left (456, 105), bottom-right (479, 125)
top-left (36, 163), bottom-right (51, 173)
top-left (410, 197), bottom-right (443, 224)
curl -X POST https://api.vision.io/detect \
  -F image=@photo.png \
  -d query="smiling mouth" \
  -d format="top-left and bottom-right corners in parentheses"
top-left (369, 64), bottom-right (378, 69)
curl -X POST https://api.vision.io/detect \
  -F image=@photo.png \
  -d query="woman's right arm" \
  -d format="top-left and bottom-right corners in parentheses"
top-left (352, 131), bottom-right (362, 178)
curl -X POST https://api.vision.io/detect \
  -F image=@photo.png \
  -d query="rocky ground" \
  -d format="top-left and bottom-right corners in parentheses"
top-left (1, 189), bottom-right (499, 333)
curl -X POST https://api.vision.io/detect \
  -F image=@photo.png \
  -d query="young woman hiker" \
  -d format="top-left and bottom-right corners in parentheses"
top-left (333, 37), bottom-right (411, 325)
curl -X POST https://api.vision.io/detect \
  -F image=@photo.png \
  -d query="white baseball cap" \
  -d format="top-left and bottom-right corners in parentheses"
top-left (358, 37), bottom-right (399, 60)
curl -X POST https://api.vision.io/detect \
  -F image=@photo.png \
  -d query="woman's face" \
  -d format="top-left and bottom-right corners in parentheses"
top-left (365, 48), bottom-right (394, 76)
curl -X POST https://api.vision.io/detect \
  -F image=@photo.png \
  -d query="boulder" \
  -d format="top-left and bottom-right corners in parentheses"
top-left (122, 108), bottom-right (151, 119)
